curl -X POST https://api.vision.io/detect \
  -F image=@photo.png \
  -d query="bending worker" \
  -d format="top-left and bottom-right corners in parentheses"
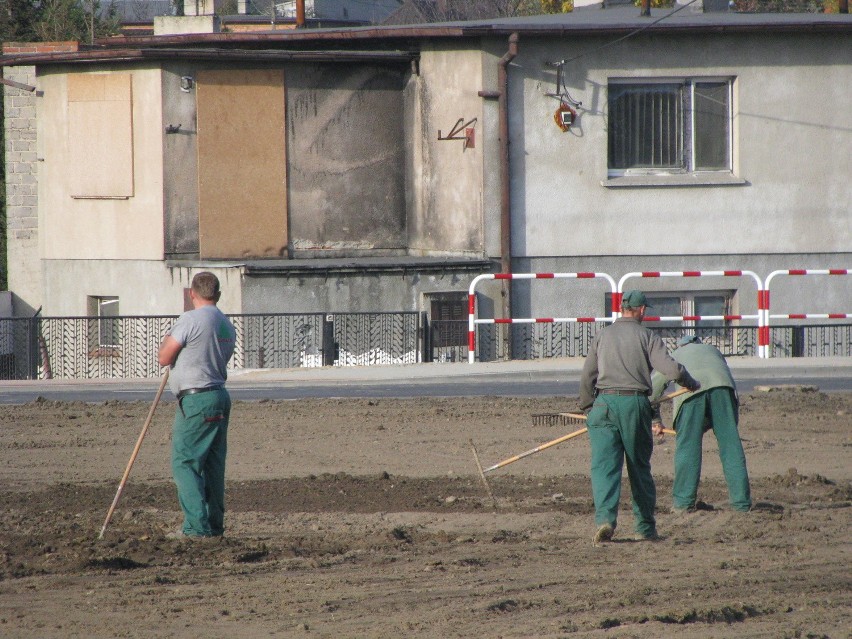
top-left (158, 272), bottom-right (236, 538)
top-left (580, 290), bottom-right (700, 545)
top-left (651, 335), bottom-right (751, 514)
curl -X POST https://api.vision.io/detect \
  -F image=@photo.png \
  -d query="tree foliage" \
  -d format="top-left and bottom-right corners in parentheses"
top-left (732, 0), bottom-right (825, 10)
top-left (0, 0), bottom-right (42, 42)
top-left (390, 0), bottom-right (575, 21)
top-left (1, 0), bottom-right (120, 45)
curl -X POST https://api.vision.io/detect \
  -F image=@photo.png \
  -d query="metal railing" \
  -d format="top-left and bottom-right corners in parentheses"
top-left (0, 312), bottom-right (422, 380)
top-left (431, 321), bottom-right (851, 363)
top-left (0, 314), bottom-right (848, 380)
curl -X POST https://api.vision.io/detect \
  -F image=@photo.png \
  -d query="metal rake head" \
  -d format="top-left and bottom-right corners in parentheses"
top-left (531, 412), bottom-right (587, 427)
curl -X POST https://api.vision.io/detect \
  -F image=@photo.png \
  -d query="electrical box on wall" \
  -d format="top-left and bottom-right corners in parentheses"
top-left (554, 103), bottom-right (576, 132)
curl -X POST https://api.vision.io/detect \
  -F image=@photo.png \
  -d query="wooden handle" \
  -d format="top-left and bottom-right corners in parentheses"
top-left (98, 369), bottom-right (169, 539)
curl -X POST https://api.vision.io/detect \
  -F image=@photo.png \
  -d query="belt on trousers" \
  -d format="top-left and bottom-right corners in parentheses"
top-left (177, 385), bottom-right (223, 400)
top-left (597, 389), bottom-right (649, 396)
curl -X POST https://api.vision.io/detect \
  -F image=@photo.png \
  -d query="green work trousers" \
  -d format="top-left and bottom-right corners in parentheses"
top-left (587, 394), bottom-right (657, 538)
top-left (673, 386), bottom-right (751, 512)
top-left (171, 388), bottom-right (231, 536)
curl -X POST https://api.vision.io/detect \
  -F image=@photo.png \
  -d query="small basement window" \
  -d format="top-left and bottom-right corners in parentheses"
top-left (87, 296), bottom-right (120, 350)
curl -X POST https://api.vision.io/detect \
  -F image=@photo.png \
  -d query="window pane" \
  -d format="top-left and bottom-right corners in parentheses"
top-left (644, 295), bottom-right (683, 338)
top-left (696, 295), bottom-right (727, 339)
top-left (609, 84), bottom-right (682, 169)
top-left (98, 298), bottom-right (120, 347)
top-left (694, 82), bottom-right (730, 170)
top-left (695, 295), bottom-right (726, 317)
top-left (648, 296), bottom-right (682, 318)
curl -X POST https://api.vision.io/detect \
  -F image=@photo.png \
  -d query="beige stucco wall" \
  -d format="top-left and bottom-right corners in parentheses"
top-left (43, 260), bottom-right (243, 316)
top-left (37, 64), bottom-right (165, 261)
top-left (409, 44), bottom-right (486, 257)
top-left (510, 32), bottom-right (852, 258)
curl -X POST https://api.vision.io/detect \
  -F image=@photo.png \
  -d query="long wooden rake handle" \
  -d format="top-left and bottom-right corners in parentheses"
top-left (483, 426), bottom-right (589, 473)
top-left (652, 386), bottom-right (692, 405)
top-left (485, 387), bottom-right (689, 474)
top-left (98, 369), bottom-right (169, 540)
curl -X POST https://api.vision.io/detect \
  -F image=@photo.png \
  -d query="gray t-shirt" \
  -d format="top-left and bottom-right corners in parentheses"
top-left (166, 305), bottom-right (236, 396)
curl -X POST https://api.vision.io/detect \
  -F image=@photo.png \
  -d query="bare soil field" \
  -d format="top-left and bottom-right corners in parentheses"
top-left (0, 387), bottom-right (850, 638)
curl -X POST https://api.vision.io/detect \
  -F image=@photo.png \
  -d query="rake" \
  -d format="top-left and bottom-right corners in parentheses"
top-left (472, 387), bottom-right (688, 487)
top-left (531, 386), bottom-right (692, 426)
top-left (98, 369), bottom-right (169, 540)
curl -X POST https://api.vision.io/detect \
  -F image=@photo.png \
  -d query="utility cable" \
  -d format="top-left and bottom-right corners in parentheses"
top-left (553, 0), bottom-right (704, 67)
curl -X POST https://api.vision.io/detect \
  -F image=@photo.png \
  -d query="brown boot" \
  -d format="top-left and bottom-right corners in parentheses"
top-left (593, 523), bottom-right (614, 545)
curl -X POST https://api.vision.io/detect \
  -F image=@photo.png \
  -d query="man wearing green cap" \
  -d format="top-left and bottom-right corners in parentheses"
top-left (651, 335), bottom-right (751, 513)
top-left (580, 290), bottom-right (700, 545)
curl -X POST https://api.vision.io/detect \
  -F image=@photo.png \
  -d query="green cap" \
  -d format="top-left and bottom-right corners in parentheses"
top-left (621, 290), bottom-right (651, 309)
top-left (677, 335), bottom-right (700, 347)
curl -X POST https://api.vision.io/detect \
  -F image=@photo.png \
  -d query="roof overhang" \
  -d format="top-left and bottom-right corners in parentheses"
top-left (2, 9), bottom-right (849, 68)
top-left (1, 46), bottom-right (418, 67)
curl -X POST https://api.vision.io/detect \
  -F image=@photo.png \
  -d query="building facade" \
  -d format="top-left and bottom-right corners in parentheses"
top-left (2, 8), bottom-right (850, 347)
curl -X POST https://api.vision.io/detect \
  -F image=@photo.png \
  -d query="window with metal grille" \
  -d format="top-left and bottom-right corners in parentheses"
top-left (608, 79), bottom-right (732, 175)
top-left (428, 294), bottom-right (467, 348)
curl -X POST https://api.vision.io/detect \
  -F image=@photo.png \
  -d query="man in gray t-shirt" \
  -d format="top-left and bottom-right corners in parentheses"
top-left (158, 272), bottom-right (236, 538)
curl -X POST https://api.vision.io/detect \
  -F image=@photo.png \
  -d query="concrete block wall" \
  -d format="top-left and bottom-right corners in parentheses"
top-left (2, 42), bottom-right (77, 317)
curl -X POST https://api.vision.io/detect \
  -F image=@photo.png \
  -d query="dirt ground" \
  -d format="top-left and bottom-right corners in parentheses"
top-left (0, 385), bottom-right (850, 639)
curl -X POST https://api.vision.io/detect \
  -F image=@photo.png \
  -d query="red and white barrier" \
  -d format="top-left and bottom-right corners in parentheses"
top-left (465, 268), bottom-right (850, 362)
top-left (467, 272), bottom-right (617, 363)
top-left (763, 269), bottom-right (851, 356)
top-left (618, 270), bottom-right (767, 357)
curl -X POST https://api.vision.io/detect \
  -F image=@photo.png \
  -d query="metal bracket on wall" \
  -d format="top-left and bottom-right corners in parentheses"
top-left (438, 118), bottom-right (477, 150)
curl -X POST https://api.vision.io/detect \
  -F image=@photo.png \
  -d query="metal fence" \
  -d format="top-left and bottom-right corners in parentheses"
top-left (429, 321), bottom-right (852, 363)
top-left (0, 314), bottom-right (848, 380)
top-left (0, 312), bottom-right (422, 380)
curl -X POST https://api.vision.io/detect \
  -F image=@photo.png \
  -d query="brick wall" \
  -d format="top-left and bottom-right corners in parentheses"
top-left (2, 41), bottom-right (79, 55)
top-left (2, 41), bottom-right (77, 315)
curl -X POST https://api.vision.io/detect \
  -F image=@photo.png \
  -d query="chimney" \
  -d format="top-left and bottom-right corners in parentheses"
top-left (154, 0), bottom-right (222, 34)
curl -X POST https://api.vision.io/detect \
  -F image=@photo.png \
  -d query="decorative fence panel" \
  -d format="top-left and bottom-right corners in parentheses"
top-left (333, 313), bottom-right (422, 366)
top-left (0, 312), bottom-right (421, 380)
top-left (232, 314), bottom-right (324, 370)
top-left (769, 324), bottom-right (852, 358)
top-left (0, 314), bottom-right (847, 380)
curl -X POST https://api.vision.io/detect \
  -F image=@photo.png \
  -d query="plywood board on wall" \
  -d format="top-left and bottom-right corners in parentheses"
top-left (68, 73), bottom-right (134, 198)
top-left (196, 69), bottom-right (288, 258)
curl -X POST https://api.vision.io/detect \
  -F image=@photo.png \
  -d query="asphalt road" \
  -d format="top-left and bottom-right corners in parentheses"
top-left (0, 359), bottom-right (849, 404)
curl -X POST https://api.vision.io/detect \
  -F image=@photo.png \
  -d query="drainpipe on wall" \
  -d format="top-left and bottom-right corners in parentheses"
top-left (498, 33), bottom-right (519, 328)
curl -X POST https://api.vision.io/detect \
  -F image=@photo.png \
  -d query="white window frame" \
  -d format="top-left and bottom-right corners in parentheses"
top-left (88, 296), bottom-right (121, 349)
